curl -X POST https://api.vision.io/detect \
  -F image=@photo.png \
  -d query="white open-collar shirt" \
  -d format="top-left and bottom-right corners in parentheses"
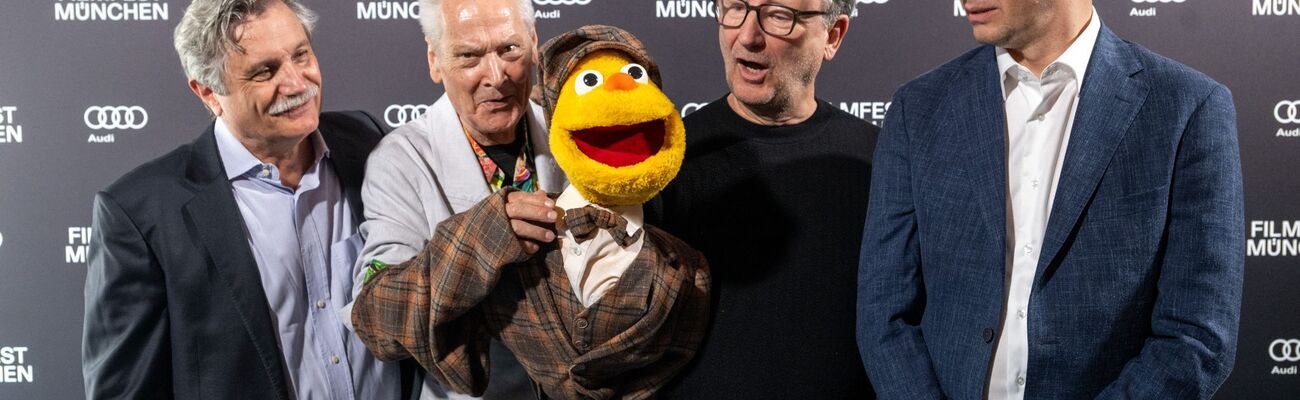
top-left (555, 185), bottom-right (645, 307)
top-left (989, 8), bottom-right (1102, 400)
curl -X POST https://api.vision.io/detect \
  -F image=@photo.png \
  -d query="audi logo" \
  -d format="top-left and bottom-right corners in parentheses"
top-left (680, 102), bottom-right (709, 118)
top-left (384, 104), bottom-right (434, 127)
top-left (533, 0), bottom-right (591, 5)
top-left (84, 106), bottom-right (148, 130)
top-left (1271, 339), bottom-right (1300, 362)
top-left (1275, 101), bottom-right (1300, 124)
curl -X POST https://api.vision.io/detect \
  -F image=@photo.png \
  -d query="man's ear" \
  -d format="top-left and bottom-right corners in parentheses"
top-left (426, 36), bottom-right (443, 84)
top-left (823, 15), bottom-right (850, 61)
top-left (188, 79), bottom-right (223, 116)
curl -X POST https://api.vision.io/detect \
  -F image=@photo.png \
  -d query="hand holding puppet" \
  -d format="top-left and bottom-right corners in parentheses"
top-left (353, 25), bottom-right (710, 400)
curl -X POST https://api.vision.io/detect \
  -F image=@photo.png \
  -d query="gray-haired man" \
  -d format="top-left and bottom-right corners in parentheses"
top-left (82, 0), bottom-right (408, 398)
top-left (346, 0), bottom-right (563, 398)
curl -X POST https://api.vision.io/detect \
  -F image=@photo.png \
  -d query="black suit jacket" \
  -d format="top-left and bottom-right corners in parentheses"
top-left (82, 111), bottom-right (411, 399)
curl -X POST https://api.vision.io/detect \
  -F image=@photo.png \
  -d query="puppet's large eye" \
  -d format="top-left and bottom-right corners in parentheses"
top-left (574, 70), bottom-right (603, 95)
top-left (620, 63), bottom-right (649, 84)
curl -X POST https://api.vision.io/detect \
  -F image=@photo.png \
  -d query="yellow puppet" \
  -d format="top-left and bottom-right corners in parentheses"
top-left (539, 34), bottom-right (686, 207)
top-left (353, 25), bottom-right (709, 400)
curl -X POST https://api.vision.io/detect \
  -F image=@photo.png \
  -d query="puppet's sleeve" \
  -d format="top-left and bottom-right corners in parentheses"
top-left (352, 190), bottom-right (531, 396)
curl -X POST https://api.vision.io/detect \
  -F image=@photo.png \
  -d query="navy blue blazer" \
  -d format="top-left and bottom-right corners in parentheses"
top-left (857, 26), bottom-right (1243, 399)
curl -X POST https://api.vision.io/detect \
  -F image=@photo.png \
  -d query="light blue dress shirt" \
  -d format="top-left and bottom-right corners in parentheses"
top-left (215, 119), bottom-right (399, 400)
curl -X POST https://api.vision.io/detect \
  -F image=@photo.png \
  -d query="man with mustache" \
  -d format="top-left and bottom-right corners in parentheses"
top-left (82, 1), bottom-right (409, 398)
top-left (858, 1), bottom-right (1243, 399)
top-left (346, 0), bottom-right (563, 398)
top-left (645, 0), bottom-right (878, 398)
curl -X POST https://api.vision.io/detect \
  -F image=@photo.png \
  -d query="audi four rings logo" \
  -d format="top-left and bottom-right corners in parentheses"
top-left (1271, 339), bottom-right (1300, 362)
top-left (533, 0), bottom-right (591, 5)
top-left (1275, 100), bottom-right (1300, 124)
top-left (384, 104), bottom-right (434, 127)
top-left (84, 106), bottom-right (148, 130)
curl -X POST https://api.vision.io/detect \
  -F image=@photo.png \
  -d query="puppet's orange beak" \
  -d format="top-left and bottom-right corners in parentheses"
top-left (605, 73), bottom-right (637, 91)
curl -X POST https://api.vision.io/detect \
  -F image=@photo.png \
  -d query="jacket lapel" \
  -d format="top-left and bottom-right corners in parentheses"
top-left (953, 47), bottom-right (1009, 252)
top-left (426, 96), bottom-right (493, 212)
top-left (318, 115), bottom-right (368, 222)
top-left (1034, 26), bottom-right (1149, 288)
top-left (180, 126), bottom-right (292, 399)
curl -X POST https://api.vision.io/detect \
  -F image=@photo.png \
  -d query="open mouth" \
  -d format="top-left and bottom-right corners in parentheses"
top-left (738, 58), bottom-right (767, 70)
top-left (736, 58), bottom-right (770, 82)
top-left (569, 119), bottom-right (666, 167)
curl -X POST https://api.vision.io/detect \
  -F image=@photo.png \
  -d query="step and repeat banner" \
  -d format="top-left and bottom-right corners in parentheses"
top-left (1, 0), bottom-right (1297, 398)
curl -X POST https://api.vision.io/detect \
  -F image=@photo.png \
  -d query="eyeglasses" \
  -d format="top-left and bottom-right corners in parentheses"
top-left (716, 0), bottom-right (828, 37)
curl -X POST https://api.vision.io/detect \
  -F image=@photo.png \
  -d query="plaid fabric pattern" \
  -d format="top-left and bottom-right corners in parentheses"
top-left (352, 190), bottom-right (710, 400)
top-left (561, 206), bottom-right (642, 246)
top-left (533, 25), bottom-right (663, 120)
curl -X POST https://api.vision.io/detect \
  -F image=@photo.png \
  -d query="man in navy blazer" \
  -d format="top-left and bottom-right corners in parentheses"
top-left (857, 1), bottom-right (1243, 399)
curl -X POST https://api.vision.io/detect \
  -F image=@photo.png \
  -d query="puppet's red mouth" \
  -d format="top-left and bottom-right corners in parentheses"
top-left (569, 120), bottom-right (665, 167)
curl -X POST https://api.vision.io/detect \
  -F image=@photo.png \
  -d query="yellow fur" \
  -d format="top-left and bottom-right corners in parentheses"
top-left (549, 50), bottom-right (686, 206)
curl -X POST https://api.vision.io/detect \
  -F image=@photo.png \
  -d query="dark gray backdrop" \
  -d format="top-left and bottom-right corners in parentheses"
top-left (1, 0), bottom-right (1297, 398)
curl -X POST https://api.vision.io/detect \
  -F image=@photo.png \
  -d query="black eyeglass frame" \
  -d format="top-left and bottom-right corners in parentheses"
top-left (715, 0), bottom-right (829, 37)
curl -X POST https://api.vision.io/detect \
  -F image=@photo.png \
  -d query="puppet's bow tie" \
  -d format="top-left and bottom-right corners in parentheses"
top-left (561, 206), bottom-right (641, 247)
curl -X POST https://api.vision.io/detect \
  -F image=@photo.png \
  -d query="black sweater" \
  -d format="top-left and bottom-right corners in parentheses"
top-left (648, 98), bottom-right (879, 399)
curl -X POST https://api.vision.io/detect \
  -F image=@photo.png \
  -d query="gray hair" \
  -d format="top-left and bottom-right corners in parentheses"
top-left (173, 0), bottom-right (318, 95)
top-left (823, 0), bottom-right (854, 26)
top-left (418, 0), bottom-right (536, 50)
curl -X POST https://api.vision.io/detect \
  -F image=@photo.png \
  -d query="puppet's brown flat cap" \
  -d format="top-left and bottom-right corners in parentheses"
top-left (533, 25), bottom-right (662, 119)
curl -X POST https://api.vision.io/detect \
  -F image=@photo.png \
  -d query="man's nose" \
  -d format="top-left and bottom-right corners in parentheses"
top-left (278, 64), bottom-right (309, 94)
top-left (484, 54), bottom-right (507, 87)
top-left (736, 9), bottom-right (767, 49)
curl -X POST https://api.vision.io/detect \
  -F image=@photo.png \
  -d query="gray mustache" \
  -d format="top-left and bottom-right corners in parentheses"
top-left (269, 84), bottom-right (320, 115)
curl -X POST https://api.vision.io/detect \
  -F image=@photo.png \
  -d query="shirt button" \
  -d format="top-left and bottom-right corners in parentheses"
top-left (1016, 375), bottom-right (1026, 386)
top-left (330, 355), bottom-right (340, 364)
top-left (575, 318), bottom-right (589, 329)
top-left (982, 328), bottom-right (995, 343)
top-left (1031, 179), bottom-right (1040, 189)
top-left (575, 340), bottom-right (589, 350)
top-left (1034, 114), bottom-right (1045, 122)
top-left (1017, 308), bottom-right (1027, 319)
top-left (1023, 244), bottom-right (1033, 255)
top-left (316, 300), bottom-right (326, 309)
top-left (571, 246), bottom-right (583, 256)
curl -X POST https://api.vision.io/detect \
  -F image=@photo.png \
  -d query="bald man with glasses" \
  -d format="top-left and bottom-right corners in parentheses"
top-left (647, 0), bottom-right (878, 398)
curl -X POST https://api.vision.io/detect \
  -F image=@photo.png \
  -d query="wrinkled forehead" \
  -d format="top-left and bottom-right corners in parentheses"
top-left (440, 0), bottom-right (531, 46)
